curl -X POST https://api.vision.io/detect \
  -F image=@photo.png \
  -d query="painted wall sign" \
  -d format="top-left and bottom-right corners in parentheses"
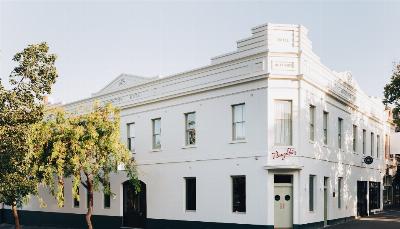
top-left (272, 148), bottom-right (297, 160)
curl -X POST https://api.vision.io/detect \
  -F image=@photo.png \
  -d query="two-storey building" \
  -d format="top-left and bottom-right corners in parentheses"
top-left (1, 23), bottom-right (395, 229)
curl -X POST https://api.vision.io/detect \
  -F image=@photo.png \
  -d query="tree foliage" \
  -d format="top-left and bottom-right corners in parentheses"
top-left (384, 62), bottom-right (400, 126)
top-left (29, 103), bottom-right (139, 229)
top-left (0, 42), bottom-right (58, 228)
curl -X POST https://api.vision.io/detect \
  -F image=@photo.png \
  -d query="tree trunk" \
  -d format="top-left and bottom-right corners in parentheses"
top-left (85, 174), bottom-right (94, 229)
top-left (12, 202), bottom-right (21, 229)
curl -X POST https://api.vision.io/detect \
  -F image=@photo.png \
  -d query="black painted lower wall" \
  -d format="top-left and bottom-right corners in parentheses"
top-left (1, 209), bottom-right (122, 229)
top-left (0, 209), bottom-right (355, 229)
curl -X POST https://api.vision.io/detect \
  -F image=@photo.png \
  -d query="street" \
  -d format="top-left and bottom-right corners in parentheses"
top-left (329, 209), bottom-right (400, 229)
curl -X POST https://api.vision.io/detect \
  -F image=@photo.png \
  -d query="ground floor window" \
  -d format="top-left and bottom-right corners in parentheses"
top-left (185, 177), bottom-right (196, 211)
top-left (369, 181), bottom-right (381, 210)
top-left (309, 175), bottom-right (315, 211)
top-left (232, 175), bottom-right (246, 213)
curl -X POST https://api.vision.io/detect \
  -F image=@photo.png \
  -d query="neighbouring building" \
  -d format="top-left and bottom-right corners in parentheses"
top-left (1, 23), bottom-right (398, 229)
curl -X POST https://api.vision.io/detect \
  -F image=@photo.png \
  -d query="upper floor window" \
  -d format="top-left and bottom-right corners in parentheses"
top-left (385, 134), bottom-right (390, 159)
top-left (353, 125), bottom-right (357, 152)
top-left (371, 132), bottom-right (374, 156)
top-left (309, 105), bottom-right (315, 141)
top-left (362, 129), bottom-right (366, 154)
top-left (323, 111), bottom-right (329, 145)
top-left (152, 118), bottom-right (161, 149)
top-left (127, 123), bottom-right (135, 152)
top-left (338, 118), bottom-right (343, 149)
top-left (275, 100), bottom-right (292, 146)
top-left (377, 134), bottom-right (380, 158)
top-left (185, 112), bottom-right (196, 145)
top-left (232, 104), bottom-right (245, 140)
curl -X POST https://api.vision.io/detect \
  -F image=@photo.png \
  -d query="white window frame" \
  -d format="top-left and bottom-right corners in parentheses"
top-left (127, 122), bottom-right (135, 152)
top-left (185, 112), bottom-right (196, 146)
top-left (274, 100), bottom-right (293, 146)
top-left (232, 103), bottom-right (245, 141)
top-left (152, 118), bottom-right (161, 149)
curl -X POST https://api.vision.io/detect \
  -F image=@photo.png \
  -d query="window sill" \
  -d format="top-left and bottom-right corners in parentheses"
top-left (230, 140), bottom-right (247, 144)
top-left (232, 211), bottom-right (246, 214)
top-left (185, 210), bottom-right (196, 213)
top-left (151, 149), bottom-right (162, 152)
top-left (182, 145), bottom-right (197, 149)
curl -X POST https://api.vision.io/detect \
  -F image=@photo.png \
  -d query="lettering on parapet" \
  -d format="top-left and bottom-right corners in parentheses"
top-left (272, 148), bottom-right (297, 160)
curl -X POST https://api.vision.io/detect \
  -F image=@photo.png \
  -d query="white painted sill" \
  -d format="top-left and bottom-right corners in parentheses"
top-left (182, 145), bottom-right (197, 149)
top-left (150, 149), bottom-right (162, 152)
top-left (229, 140), bottom-right (247, 144)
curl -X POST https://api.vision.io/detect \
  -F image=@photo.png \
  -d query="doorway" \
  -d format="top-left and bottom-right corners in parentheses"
top-left (357, 181), bottom-right (368, 217)
top-left (274, 175), bottom-right (293, 229)
top-left (123, 180), bottom-right (147, 228)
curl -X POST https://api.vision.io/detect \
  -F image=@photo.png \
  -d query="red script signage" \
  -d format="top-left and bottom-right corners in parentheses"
top-left (272, 148), bottom-right (296, 160)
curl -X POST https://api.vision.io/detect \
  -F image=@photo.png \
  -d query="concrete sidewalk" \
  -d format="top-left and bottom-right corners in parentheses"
top-left (329, 209), bottom-right (400, 229)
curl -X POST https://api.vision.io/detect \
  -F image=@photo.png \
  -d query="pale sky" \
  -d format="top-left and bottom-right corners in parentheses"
top-left (1, 0), bottom-right (399, 103)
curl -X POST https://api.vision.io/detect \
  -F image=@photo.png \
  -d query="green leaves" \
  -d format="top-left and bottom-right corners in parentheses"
top-left (0, 42), bottom-right (58, 208)
top-left (29, 103), bottom-right (139, 207)
top-left (384, 63), bottom-right (400, 126)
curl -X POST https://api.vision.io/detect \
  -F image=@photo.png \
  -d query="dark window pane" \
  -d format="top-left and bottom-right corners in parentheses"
top-left (274, 175), bottom-right (292, 183)
top-left (185, 177), bottom-right (196, 211)
top-left (369, 182), bottom-right (381, 210)
top-left (104, 183), bottom-right (111, 209)
top-left (232, 176), bottom-right (246, 212)
top-left (73, 188), bottom-right (80, 208)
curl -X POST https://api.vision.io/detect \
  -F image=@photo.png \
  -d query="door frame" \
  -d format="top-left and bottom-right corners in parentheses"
top-left (122, 180), bottom-right (147, 228)
top-left (323, 177), bottom-right (329, 227)
top-left (273, 174), bottom-right (294, 229)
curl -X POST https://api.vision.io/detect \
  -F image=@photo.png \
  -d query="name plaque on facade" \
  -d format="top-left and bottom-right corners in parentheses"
top-left (271, 61), bottom-right (296, 71)
top-left (272, 30), bottom-right (294, 47)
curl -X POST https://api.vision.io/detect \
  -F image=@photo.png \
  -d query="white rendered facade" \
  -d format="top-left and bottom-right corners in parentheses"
top-left (5, 23), bottom-right (394, 229)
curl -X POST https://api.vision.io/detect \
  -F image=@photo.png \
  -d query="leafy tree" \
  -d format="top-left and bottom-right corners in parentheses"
top-left (29, 103), bottom-right (139, 229)
top-left (384, 62), bottom-right (400, 126)
top-left (0, 43), bottom-right (58, 229)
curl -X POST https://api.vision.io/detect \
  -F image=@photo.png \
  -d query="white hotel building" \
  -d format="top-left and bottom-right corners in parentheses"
top-left (1, 23), bottom-right (396, 229)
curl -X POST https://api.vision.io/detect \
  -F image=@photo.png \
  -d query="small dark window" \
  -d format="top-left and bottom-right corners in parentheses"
top-left (275, 195), bottom-right (280, 201)
top-left (369, 182), bottom-right (380, 210)
top-left (104, 182), bottom-right (111, 209)
top-left (73, 188), bottom-right (80, 208)
top-left (274, 175), bottom-right (292, 183)
top-left (232, 176), bottom-right (246, 213)
top-left (285, 195), bottom-right (291, 201)
top-left (185, 177), bottom-right (196, 211)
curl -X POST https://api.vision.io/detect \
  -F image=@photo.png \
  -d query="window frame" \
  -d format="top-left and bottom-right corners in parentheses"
top-left (127, 122), bottom-right (135, 152)
top-left (323, 111), bottom-right (329, 145)
top-left (185, 112), bottom-right (196, 146)
top-left (362, 129), bottom-right (366, 154)
top-left (231, 175), bottom-right (246, 213)
top-left (371, 132), bottom-right (375, 157)
top-left (377, 134), bottom-right (380, 158)
top-left (232, 103), bottom-right (246, 141)
top-left (338, 118), bottom-right (343, 149)
top-left (152, 118), bottom-right (161, 150)
top-left (309, 175), bottom-right (315, 211)
top-left (274, 100), bottom-right (293, 146)
top-left (353, 125), bottom-right (357, 152)
top-left (309, 105), bottom-right (316, 141)
top-left (73, 187), bottom-right (80, 208)
top-left (338, 177), bottom-right (343, 208)
top-left (184, 177), bottom-right (196, 211)
top-left (103, 182), bottom-right (111, 209)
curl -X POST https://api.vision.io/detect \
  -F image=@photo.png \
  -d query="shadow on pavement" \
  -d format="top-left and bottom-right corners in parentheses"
top-left (329, 209), bottom-right (400, 229)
